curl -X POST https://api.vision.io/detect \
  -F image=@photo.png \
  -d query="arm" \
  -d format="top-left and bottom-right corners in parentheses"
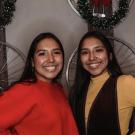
top-left (118, 75), bottom-right (135, 106)
top-left (0, 130), bottom-right (12, 135)
top-left (118, 75), bottom-right (135, 135)
top-left (0, 84), bottom-right (36, 131)
top-left (131, 131), bottom-right (135, 135)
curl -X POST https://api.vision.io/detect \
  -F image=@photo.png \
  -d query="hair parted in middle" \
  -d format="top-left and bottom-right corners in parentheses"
top-left (19, 32), bottom-right (64, 83)
top-left (69, 31), bottom-right (122, 134)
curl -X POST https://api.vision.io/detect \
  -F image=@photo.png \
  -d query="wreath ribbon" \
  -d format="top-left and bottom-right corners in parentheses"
top-left (93, 0), bottom-right (111, 7)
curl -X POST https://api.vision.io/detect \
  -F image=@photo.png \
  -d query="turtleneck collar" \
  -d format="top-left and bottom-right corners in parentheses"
top-left (91, 71), bottom-right (110, 83)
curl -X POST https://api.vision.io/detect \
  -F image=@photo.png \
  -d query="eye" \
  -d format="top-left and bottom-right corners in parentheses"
top-left (80, 50), bottom-right (89, 55)
top-left (36, 51), bottom-right (47, 56)
top-left (53, 50), bottom-right (62, 55)
top-left (95, 48), bottom-right (104, 52)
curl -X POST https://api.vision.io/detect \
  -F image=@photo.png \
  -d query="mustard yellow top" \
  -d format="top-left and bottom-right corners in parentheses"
top-left (85, 72), bottom-right (135, 135)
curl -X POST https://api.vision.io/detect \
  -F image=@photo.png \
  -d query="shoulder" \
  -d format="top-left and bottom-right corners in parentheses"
top-left (0, 83), bottom-right (39, 108)
top-left (9, 82), bottom-right (34, 91)
top-left (53, 83), bottom-right (68, 98)
top-left (118, 75), bottom-right (135, 84)
top-left (117, 75), bottom-right (135, 93)
top-left (3, 82), bottom-right (37, 98)
top-left (117, 75), bottom-right (135, 105)
top-left (52, 82), bottom-right (64, 90)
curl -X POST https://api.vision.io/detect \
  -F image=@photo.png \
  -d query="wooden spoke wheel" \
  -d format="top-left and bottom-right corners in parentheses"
top-left (0, 41), bottom-right (26, 90)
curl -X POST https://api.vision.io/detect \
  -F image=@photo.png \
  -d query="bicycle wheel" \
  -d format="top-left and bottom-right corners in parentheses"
top-left (0, 41), bottom-right (26, 90)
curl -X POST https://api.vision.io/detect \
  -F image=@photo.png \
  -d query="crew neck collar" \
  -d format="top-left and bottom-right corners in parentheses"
top-left (36, 79), bottom-right (57, 86)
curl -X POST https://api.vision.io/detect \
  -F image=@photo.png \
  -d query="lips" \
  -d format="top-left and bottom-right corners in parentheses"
top-left (43, 66), bottom-right (56, 72)
top-left (87, 62), bottom-right (101, 69)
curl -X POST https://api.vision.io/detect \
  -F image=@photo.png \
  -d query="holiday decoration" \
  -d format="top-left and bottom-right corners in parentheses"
top-left (77, 0), bottom-right (129, 29)
top-left (93, 0), bottom-right (111, 7)
top-left (0, 0), bottom-right (17, 28)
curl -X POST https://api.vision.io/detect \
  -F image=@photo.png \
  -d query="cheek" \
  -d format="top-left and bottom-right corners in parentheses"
top-left (33, 57), bottom-right (44, 66)
top-left (80, 55), bottom-right (87, 64)
top-left (98, 53), bottom-right (109, 62)
top-left (56, 56), bottom-right (64, 64)
top-left (80, 58), bottom-right (87, 69)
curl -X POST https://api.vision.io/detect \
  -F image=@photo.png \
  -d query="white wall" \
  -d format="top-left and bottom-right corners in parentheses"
top-left (6, 0), bottom-right (135, 87)
top-left (114, 0), bottom-right (135, 49)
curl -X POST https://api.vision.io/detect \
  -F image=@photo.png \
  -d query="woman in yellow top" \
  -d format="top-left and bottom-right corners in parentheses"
top-left (69, 31), bottom-right (135, 135)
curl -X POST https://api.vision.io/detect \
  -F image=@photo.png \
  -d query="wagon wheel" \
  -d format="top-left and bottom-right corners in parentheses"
top-left (0, 41), bottom-right (26, 91)
top-left (66, 36), bottom-right (135, 88)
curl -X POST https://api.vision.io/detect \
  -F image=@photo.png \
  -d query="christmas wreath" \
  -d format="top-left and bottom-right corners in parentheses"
top-left (0, 0), bottom-right (17, 28)
top-left (77, 0), bottom-right (129, 29)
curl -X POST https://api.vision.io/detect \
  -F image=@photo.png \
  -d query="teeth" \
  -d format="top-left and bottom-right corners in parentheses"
top-left (44, 66), bottom-right (56, 72)
top-left (89, 63), bottom-right (100, 68)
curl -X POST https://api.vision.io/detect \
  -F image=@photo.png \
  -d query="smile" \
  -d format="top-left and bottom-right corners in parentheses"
top-left (43, 66), bottom-right (56, 72)
top-left (88, 63), bottom-right (101, 69)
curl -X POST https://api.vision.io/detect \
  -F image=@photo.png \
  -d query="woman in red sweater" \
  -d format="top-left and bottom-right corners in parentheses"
top-left (0, 33), bottom-right (78, 135)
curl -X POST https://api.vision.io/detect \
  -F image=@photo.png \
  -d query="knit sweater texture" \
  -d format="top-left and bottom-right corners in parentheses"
top-left (0, 80), bottom-right (78, 135)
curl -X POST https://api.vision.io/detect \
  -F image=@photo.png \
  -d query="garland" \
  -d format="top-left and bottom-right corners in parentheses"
top-left (77, 0), bottom-right (129, 29)
top-left (0, 0), bottom-right (17, 28)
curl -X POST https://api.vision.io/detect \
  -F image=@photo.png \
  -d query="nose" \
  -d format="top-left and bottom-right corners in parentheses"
top-left (47, 53), bottom-right (54, 62)
top-left (89, 52), bottom-right (96, 60)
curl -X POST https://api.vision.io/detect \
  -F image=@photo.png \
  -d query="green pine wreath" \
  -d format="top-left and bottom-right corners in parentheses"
top-left (0, 0), bottom-right (17, 28)
top-left (77, 0), bottom-right (129, 29)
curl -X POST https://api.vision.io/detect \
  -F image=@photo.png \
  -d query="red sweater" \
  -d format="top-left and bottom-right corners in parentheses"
top-left (0, 80), bottom-right (78, 135)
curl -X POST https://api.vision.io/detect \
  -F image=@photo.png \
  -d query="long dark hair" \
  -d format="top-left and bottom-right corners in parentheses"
top-left (19, 32), bottom-right (64, 83)
top-left (69, 31), bottom-right (123, 134)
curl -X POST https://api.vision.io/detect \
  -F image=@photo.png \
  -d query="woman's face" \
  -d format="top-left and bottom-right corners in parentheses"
top-left (80, 37), bottom-right (109, 77)
top-left (33, 38), bottom-right (63, 83)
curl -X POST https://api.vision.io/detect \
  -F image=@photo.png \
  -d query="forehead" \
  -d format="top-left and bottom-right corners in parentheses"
top-left (36, 38), bottom-right (61, 50)
top-left (81, 37), bottom-right (104, 49)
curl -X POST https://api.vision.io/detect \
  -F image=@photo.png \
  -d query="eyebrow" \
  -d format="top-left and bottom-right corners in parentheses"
top-left (81, 45), bottom-right (105, 50)
top-left (35, 48), bottom-right (62, 53)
